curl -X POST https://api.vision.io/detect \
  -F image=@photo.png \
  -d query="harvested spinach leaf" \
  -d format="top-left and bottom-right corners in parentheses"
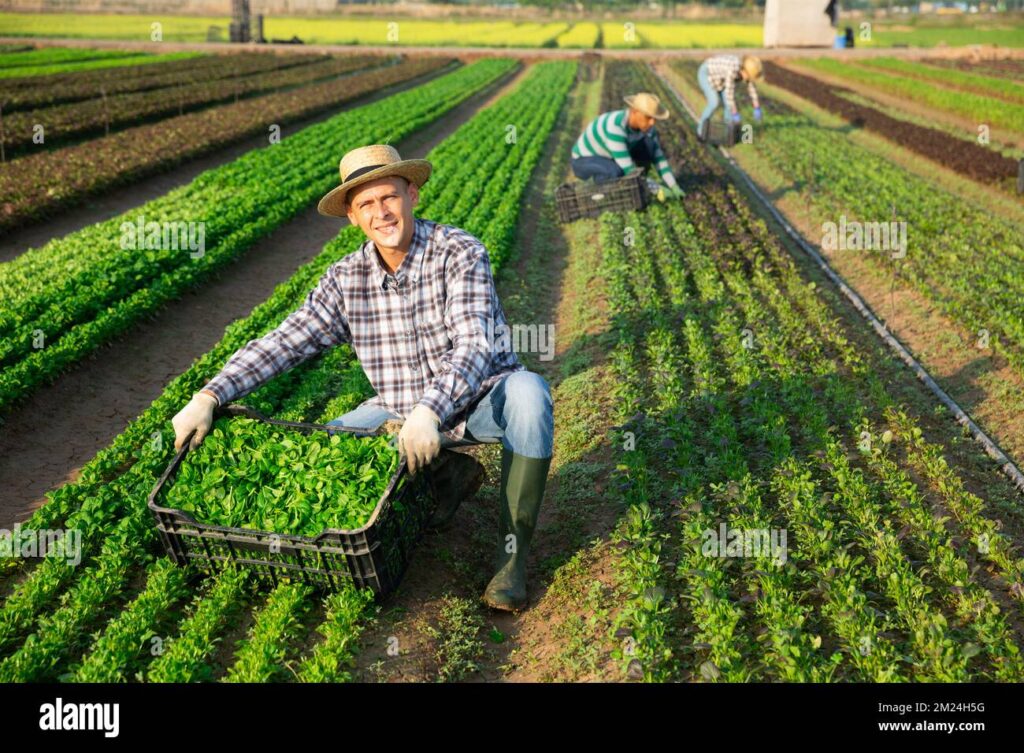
top-left (164, 417), bottom-right (399, 536)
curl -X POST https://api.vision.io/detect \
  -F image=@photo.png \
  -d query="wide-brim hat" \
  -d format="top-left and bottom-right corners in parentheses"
top-left (317, 144), bottom-right (432, 218)
top-left (742, 56), bottom-right (765, 82)
top-left (623, 92), bottom-right (669, 120)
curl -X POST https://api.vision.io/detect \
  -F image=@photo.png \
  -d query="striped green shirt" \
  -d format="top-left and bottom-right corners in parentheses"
top-left (571, 108), bottom-right (678, 188)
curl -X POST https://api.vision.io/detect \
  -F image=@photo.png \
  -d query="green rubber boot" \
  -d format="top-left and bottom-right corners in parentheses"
top-left (481, 449), bottom-right (552, 612)
top-left (427, 449), bottom-right (485, 530)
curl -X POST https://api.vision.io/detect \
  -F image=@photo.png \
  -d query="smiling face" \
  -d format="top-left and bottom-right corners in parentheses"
top-left (345, 175), bottom-right (420, 253)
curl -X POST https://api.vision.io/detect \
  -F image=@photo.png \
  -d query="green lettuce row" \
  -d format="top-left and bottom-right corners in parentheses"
top-left (1, 59), bottom-right (454, 236)
top-left (599, 60), bottom-right (1022, 682)
top-left (697, 147), bottom-right (983, 682)
top-left (0, 493), bottom-right (154, 669)
top-left (670, 206), bottom-right (896, 681)
top-left (0, 472), bottom-right (144, 649)
top-left (888, 408), bottom-right (1024, 613)
top-left (0, 47), bottom-right (143, 70)
top-left (2, 55), bottom-right (383, 152)
top-left (146, 566), bottom-right (250, 683)
top-left (223, 582), bottom-right (314, 683)
top-left (69, 558), bottom-right (192, 683)
top-left (0, 51), bottom-right (318, 111)
top-left (0, 537), bottom-right (140, 682)
top-left (792, 57), bottom-right (1024, 134)
top-left (858, 420), bottom-right (1024, 681)
top-left (749, 111), bottom-right (1024, 374)
top-left (0, 51), bottom-right (201, 80)
top-left (702, 155), bottom-right (1024, 678)
top-left (856, 57), bottom-right (1024, 105)
top-left (295, 585), bottom-right (375, 682)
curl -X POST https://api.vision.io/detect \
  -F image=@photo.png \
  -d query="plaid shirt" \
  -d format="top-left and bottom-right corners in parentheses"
top-left (705, 55), bottom-right (760, 115)
top-left (202, 217), bottom-right (523, 440)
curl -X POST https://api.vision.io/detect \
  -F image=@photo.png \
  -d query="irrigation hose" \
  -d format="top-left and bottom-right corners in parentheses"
top-left (651, 62), bottom-right (1024, 497)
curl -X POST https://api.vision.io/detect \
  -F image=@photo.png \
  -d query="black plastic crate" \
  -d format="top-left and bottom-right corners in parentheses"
top-left (705, 120), bottom-right (738, 147)
top-left (147, 404), bottom-right (437, 598)
top-left (555, 171), bottom-right (648, 223)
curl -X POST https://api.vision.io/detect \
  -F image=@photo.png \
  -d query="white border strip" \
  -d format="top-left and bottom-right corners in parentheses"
top-left (651, 61), bottom-right (1024, 496)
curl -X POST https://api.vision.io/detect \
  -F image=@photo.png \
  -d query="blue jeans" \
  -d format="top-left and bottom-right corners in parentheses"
top-left (571, 130), bottom-right (658, 183)
top-left (697, 60), bottom-right (729, 135)
top-left (325, 370), bottom-right (554, 459)
top-left (571, 155), bottom-right (622, 183)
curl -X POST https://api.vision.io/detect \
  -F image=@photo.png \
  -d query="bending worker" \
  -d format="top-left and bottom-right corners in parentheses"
top-left (171, 144), bottom-right (554, 613)
top-left (570, 91), bottom-right (684, 199)
top-left (696, 54), bottom-right (764, 141)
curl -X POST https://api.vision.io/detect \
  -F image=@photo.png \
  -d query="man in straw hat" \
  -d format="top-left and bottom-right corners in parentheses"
top-left (570, 91), bottom-right (685, 200)
top-left (172, 144), bottom-right (554, 612)
top-left (696, 54), bottom-right (764, 142)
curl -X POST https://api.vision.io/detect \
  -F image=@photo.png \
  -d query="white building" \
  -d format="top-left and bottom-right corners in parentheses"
top-left (764, 0), bottom-right (838, 48)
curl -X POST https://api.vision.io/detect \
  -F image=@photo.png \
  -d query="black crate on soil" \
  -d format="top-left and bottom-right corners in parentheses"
top-left (706, 120), bottom-right (738, 147)
top-left (555, 171), bottom-right (648, 223)
top-left (148, 404), bottom-right (436, 598)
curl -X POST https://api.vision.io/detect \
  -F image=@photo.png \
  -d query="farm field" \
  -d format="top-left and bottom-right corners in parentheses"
top-left (662, 53), bottom-right (1024, 474)
top-left (5, 12), bottom-right (1021, 48)
top-left (0, 53), bottom-right (450, 232)
top-left (0, 7), bottom-right (1023, 733)
top-left (0, 13), bottom-right (763, 48)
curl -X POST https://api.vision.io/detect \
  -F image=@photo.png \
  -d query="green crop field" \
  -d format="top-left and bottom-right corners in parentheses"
top-left (0, 9), bottom-right (1022, 735)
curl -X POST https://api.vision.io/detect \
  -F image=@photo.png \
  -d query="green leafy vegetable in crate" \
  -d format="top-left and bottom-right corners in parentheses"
top-left (163, 417), bottom-right (400, 537)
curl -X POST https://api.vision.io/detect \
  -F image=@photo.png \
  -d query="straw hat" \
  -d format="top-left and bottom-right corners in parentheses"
top-left (742, 56), bottom-right (764, 82)
top-left (317, 144), bottom-right (432, 218)
top-left (623, 92), bottom-right (669, 120)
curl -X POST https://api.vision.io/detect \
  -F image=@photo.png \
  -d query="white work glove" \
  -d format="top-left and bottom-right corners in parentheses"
top-left (398, 405), bottom-right (441, 475)
top-left (172, 391), bottom-right (219, 451)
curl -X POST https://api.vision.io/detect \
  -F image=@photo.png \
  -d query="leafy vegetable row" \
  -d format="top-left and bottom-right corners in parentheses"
top-left (0, 48), bottom-right (200, 80)
top-left (595, 61), bottom-right (1024, 683)
top-left (790, 57), bottom-right (1024, 135)
top-left (1, 54), bottom-right (383, 154)
top-left (0, 50), bottom-right (317, 111)
top-left (744, 86), bottom-right (1024, 383)
top-left (0, 57), bottom-right (452, 233)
